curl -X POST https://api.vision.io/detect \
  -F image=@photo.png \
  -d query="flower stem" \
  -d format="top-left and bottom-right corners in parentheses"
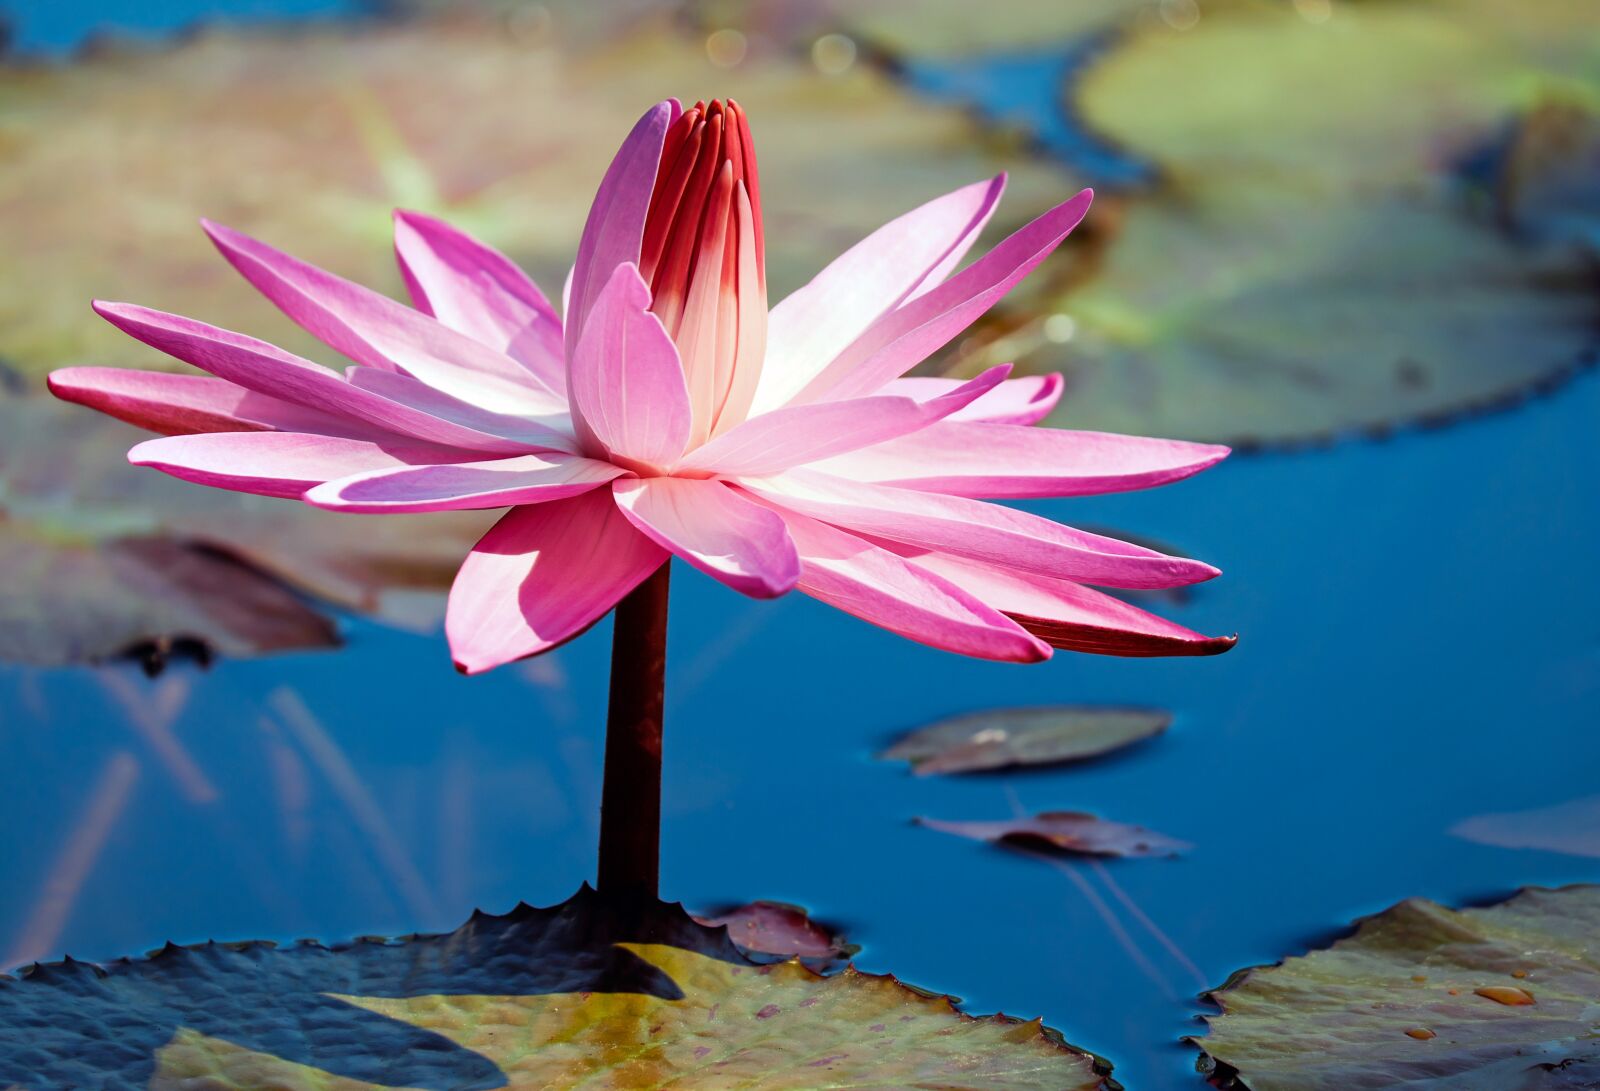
top-left (597, 560), bottom-right (671, 898)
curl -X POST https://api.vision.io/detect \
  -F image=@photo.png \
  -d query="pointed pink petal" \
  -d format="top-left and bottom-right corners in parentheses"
top-left (612, 477), bottom-right (798, 598)
top-left (566, 263), bottom-right (691, 469)
top-left (753, 500), bottom-right (1049, 662)
top-left (739, 469), bottom-right (1217, 590)
top-left (901, 547), bottom-right (1237, 657)
top-left (129, 432), bottom-right (467, 499)
top-left (753, 176), bottom-right (1006, 413)
top-left (93, 301), bottom-right (550, 455)
top-left (201, 219), bottom-right (560, 407)
top-left (393, 210), bottom-right (566, 390)
top-left (305, 453), bottom-right (626, 513)
top-left (815, 423), bottom-right (1230, 498)
top-left (446, 492), bottom-right (666, 673)
top-left (344, 366), bottom-right (577, 453)
top-left (791, 189), bottom-right (1094, 404)
top-left (679, 365), bottom-right (1011, 478)
top-left (565, 100), bottom-right (679, 361)
top-left (47, 367), bottom-right (379, 438)
top-left (882, 373), bottom-right (1063, 425)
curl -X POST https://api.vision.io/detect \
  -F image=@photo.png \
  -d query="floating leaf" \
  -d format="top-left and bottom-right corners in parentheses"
top-left (1191, 884), bottom-right (1600, 1090)
top-left (0, 888), bottom-right (1114, 1090)
top-left (917, 812), bottom-right (1189, 858)
top-left (693, 900), bottom-right (860, 963)
top-left (883, 706), bottom-right (1170, 775)
top-left (1450, 795), bottom-right (1600, 860)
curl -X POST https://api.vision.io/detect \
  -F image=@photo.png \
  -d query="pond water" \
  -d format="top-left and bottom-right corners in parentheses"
top-left (3, 4), bottom-right (1598, 1089)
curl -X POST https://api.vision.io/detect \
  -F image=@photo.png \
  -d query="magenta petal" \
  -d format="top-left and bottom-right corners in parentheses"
top-left (305, 453), bottom-right (626, 513)
top-left (882, 373), bottom-right (1064, 425)
top-left (815, 423), bottom-right (1231, 498)
top-left (753, 500), bottom-right (1049, 662)
top-left (46, 367), bottom-right (379, 439)
top-left (904, 548), bottom-right (1238, 657)
top-left (393, 210), bottom-right (566, 390)
top-left (755, 176), bottom-right (1005, 413)
top-left (445, 491), bottom-right (667, 674)
top-left (565, 100), bottom-right (679, 361)
top-left (740, 469), bottom-right (1218, 590)
top-left (680, 365), bottom-right (1011, 478)
top-left (566, 263), bottom-right (691, 469)
top-left (92, 302), bottom-right (551, 455)
top-left (793, 189), bottom-right (1095, 404)
top-left (128, 431), bottom-right (468, 499)
top-left (201, 219), bottom-right (559, 406)
top-left (612, 477), bottom-right (799, 598)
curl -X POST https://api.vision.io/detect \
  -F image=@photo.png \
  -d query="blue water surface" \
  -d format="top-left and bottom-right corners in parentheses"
top-left (2, 3), bottom-right (1598, 1089)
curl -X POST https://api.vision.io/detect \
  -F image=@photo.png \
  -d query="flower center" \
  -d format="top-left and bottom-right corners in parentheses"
top-left (640, 99), bottom-right (767, 446)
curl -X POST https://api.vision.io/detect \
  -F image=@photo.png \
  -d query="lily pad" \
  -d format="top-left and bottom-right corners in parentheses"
top-left (917, 812), bottom-right (1189, 858)
top-left (0, 887), bottom-right (1115, 1090)
top-left (693, 900), bottom-right (860, 963)
top-left (1191, 884), bottom-right (1600, 1090)
top-left (883, 706), bottom-right (1170, 775)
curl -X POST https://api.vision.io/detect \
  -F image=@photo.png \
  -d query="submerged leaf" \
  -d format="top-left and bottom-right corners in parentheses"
top-left (692, 900), bottom-right (859, 964)
top-left (883, 706), bottom-right (1170, 775)
top-left (1450, 795), bottom-right (1600, 861)
top-left (917, 812), bottom-right (1189, 858)
top-left (0, 888), bottom-right (1114, 1090)
top-left (1192, 885), bottom-right (1600, 1091)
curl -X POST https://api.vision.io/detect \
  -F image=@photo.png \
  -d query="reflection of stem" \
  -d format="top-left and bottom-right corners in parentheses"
top-left (597, 562), bottom-right (671, 898)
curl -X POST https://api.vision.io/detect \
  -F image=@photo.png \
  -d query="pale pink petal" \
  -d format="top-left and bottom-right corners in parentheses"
top-left (344, 366), bottom-right (577, 453)
top-left (565, 100), bottom-right (679, 361)
top-left (445, 491), bottom-right (667, 674)
top-left (393, 209), bottom-right (566, 389)
top-left (753, 176), bottom-right (1006, 414)
top-left (93, 302), bottom-right (549, 455)
top-left (899, 547), bottom-right (1237, 657)
top-left (201, 219), bottom-right (559, 407)
top-left (47, 367), bottom-right (378, 439)
top-left (679, 365), bottom-right (1011, 478)
top-left (612, 477), bottom-right (798, 598)
top-left (814, 423), bottom-right (1230, 498)
top-left (883, 373), bottom-right (1063, 425)
top-left (738, 469), bottom-right (1216, 590)
top-left (129, 432), bottom-right (467, 499)
top-left (791, 189), bottom-right (1094, 404)
top-left (305, 453), bottom-right (626, 513)
top-left (754, 500), bottom-right (1049, 662)
top-left (566, 263), bottom-right (691, 469)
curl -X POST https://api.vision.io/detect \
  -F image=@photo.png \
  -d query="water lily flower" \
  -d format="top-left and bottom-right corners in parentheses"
top-left (50, 98), bottom-right (1234, 675)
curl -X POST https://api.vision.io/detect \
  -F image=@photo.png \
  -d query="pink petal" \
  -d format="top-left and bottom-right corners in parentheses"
top-left (93, 301), bottom-right (549, 455)
top-left (903, 548), bottom-right (1238, 657)
top-left (129, 431), bottom-right (468, 499)
top-left (791, 189), bottom-right (1094, 404)
top-left (814, 423), bottom-right (1230, 498)
top-left (755, 500), bottom-right (1050, 662)
top-left (753, 176), bottom-right (1006, 414)
top-left (679, 365), bottom-right (1012, 478)
top-left (201, 219), bottom-right (559, 408)
top-left (566, 263), bottom-right (692, 469)
top-left (47, 367), bottom-right (378, 439)
top-left (344, 366), bottom-right (577, 454)
top-left (305, 453), bottom-right (626, 513)
top-left (739, 469), bottom-right (1217, 590)
top-left (565, 100), bottom-right (679, 362)
top-left (393, 209), bottom-right (566, 390)
top-left (883, 373), bottom-right (1063, 425)
top-left (612, 477), bottom-right (798, 598)
top-left (445, 491), bottom-right (667, 674)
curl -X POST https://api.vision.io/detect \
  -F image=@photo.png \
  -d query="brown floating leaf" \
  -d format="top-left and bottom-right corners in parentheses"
top-left (917, 811), bottom-right (1189, 858)
top-left (1192, 885), bottom-right (1600, 1091)
top-left (883, 706), bottom-right (1170, 775)
top-left (693, 900), bottom-right (859, 963)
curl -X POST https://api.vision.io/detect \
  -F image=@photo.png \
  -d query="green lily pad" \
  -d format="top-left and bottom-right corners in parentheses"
top-left (883, 706), bottom-right (1170, 775)
top-left (0, 888), bottom-right (1115, 1090)
top-left (917, 812), bottom-right (1190, 858)
top-left (1191, 884), bottom-right (1600, 1090)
